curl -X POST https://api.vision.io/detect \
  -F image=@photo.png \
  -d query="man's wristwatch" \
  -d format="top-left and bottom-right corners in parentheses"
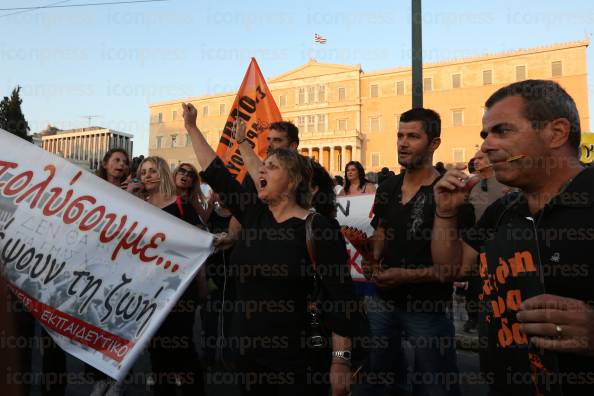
top-left (332, 350), bottom-right (352, 362)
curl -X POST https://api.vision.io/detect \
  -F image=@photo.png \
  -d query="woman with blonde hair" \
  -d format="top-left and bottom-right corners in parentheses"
top-left (136, 156), bottom-right (207, 395)
top-left (173, 162), bottom-right (214, 228)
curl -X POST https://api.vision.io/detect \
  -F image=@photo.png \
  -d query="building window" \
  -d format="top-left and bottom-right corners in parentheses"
top-left (279, 95), bottom-right (287, 108)
top-left (202, 106), bottom-right (209, 117)
top-left (307, 115), bottom-right (316, 132)
top-left (172, 110), bottom-right (177, 121)
top-left (171, 134), bottom-right (177, 148)
top-left (338, 87), bottom-right (346, 101)
top-left (452, 148), bottom-right (465, 164)
top-left (317, 114), bottom-right (326, 132)
top-left (219, 103), bottom-right (226, 116)
top-left (170, 163), bottom-right (176, 171)
top-left (298, 88), bottom-right (305, 105)
top-left (370, 84), bottom-right (379, 98)
top-left (157, 112), bottom-right (163, 123)
top-left (423, 77), bottom-right (433, 92)
top-left (337, 119), bottom-right (347, 131)
top-left (371, 152), bottom-right (380, 168)
top-left (156, 135), bottom-right (163, 148)
top-left (308, 86), bottom-right (316, 103)
top-left (396, 81), bottom-right (405, 95)
top-left (483, 70), bottom-right (493, 85)
top-left (515, 65), bottom-right (526, 81)
top-left (452, 110), bottom-right (464, 127)
top-left (369, 116), bottom-right (380, 133)
top-left (318, 86), bottom-right (326, 102)
top-left (297, 116), bottom-right (305, 129)
top-left (552, 61), bottom-right (562, 77)
top-left (186, 134), bottom-right (191, 146)
top-left (452, 73), bottom-right (462, 89)
top-left (394, 114), bottom-right (401, 129)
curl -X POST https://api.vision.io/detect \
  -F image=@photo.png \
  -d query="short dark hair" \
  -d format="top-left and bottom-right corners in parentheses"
top-left (269, 121), bottom-right (299, 147)
top-left (399, 108), bottom-right (441, 141)
top-left (485, 79), bottom-right (581, 155)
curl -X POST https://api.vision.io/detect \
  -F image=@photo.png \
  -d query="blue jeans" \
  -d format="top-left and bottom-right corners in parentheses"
top-left (356, 295), bottom-right (461, 396)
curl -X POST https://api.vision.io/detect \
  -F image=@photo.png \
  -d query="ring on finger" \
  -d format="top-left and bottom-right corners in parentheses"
top-left (554, 324), bottom-right (563, 339)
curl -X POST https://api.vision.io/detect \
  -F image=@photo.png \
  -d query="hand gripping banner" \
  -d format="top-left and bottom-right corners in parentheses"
top-left (0, 129), bottom-right (213, 380)
top-left (215, 58), bottom-right (283, 183)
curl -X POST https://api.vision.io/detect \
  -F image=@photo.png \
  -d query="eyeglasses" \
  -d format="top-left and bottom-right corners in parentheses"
top-left (177, 168), bottom-right (196, 178)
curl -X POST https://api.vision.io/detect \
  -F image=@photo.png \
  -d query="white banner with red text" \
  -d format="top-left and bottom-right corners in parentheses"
top-left (0, 129), bottom-right (214, 381)
top-left (335, 194), bottom-right (375, 285)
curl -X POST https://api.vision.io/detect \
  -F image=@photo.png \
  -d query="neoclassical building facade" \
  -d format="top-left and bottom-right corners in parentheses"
top-left (148, 40), bottom-right (590, 174)
top-left (41, 126), bottom-right (134, 171)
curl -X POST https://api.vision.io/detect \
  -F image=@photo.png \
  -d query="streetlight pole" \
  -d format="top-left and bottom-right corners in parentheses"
top-left (412, 0), bottom-right (423, 108)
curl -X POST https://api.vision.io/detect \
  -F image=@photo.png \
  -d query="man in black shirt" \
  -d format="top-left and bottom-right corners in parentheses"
top-left (432, 79), bottom-right (594, 396)
top-left (364, 108), bottom-right (474, 396)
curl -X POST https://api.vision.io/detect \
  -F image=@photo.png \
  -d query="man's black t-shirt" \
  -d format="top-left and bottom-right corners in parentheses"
top-left (464, 167), bottom-right (594, 396)
top-left (372, 173), bottom-right (475, 310)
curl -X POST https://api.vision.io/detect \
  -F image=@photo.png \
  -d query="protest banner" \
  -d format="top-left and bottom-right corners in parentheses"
top-left (0, 129), bottom-right (214, 381)
top-left (335, 194), bottom-right (375, 286)
top-left (215, 58), bottom-right (283, 183)
top-left (580, 132), bottom-right (594, 163)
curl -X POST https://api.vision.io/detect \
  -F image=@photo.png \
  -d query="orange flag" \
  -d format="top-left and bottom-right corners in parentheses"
top-left (216, 58), bottom-right (282, 183)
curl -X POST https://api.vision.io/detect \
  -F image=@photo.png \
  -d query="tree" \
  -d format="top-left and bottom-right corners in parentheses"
top-left (0, 86), bottom-right (32, 142)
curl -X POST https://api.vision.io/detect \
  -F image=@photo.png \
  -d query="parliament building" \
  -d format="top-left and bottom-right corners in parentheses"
top-left (149, 40), bottom-right (590, 175)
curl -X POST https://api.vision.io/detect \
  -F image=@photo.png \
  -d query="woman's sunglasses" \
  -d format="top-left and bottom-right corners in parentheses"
top-left (177, 168), bottom-right (196, 178)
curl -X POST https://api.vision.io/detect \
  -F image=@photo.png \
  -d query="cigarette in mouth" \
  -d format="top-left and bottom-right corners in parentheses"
top-left (479, 154), bottom-right (526, 171)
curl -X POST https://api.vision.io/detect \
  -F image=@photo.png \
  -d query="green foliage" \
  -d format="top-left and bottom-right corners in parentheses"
top-left (0, 86), bottom-right (32, 142)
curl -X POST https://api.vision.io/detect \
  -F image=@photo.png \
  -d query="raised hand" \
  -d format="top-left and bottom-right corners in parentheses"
top-left (234, 119), bottom-right (247, 142)
top-left (182, 103), bottom-right (198, 131)
top-left (433, 164), bottom-right (480, 216)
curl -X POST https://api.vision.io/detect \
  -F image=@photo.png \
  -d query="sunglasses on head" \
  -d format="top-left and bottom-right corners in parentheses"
top-left (177, 168), bottom-right (196, 178)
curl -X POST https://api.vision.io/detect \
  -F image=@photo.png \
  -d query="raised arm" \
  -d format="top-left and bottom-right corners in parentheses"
top-left (182, 103), bottom-right (216, 170)
top-left (183, 103), bottom-right (252, 221)
top-left (431, 165), bottom-right (480, 281)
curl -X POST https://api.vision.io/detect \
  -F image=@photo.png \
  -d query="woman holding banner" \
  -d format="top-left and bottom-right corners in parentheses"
top-left (183, 102), bottom-right (359, 396)
top-left (137, 156), bottom-right (207, 396)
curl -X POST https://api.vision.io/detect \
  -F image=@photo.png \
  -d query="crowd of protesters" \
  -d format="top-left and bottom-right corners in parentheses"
top-left (2, 78), bottom-right (594, 396)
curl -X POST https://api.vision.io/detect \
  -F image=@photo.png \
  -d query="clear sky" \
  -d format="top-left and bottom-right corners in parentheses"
top-left (2, 0), bottom-right (593, 156)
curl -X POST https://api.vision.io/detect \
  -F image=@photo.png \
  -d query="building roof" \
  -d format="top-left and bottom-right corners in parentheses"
top-left (363, 38), bottom-right (590, 77)
top-left (40, 126), bottom-right (133, 138)
top-left (149, 38), bottom-right (590, 107)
